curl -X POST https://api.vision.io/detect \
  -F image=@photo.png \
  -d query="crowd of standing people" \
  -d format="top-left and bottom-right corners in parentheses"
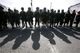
top-left (0, 6), bottom-right (80, 30)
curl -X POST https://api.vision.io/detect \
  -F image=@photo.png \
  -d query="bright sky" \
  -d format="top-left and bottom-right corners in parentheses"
top-left (0, 0), bottom-right (80, 12)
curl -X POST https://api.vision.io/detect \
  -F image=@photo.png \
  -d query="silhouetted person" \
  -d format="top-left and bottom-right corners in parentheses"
top-left (46, 10), bottom-right (50, 25)
top-left (56, 10), bottom-right (61, 26)
top-left (70, 10), bottom-right (76, 27)
top-left (20, 7), bottom-right (26, 28)
top-left (39, 9), bottom-right (43, 23)
top-left (60, 9), bottom-right (65, 27)
top-left (64, 10), bottom-right (71, 27)
top-left (34, 7), bottom-right (40, 27)
top-left (76, 11), bottom-right (80, 27)
top-left (3, 11), bottom-right (8, 28)
top-left (14, 9), bottom-right (20, 28)
top-left (50, 9), bottom-right (55, 27)
top-left (42, 8), bottom-right (47, 25)
top-left (26, 7), bottom-right (33, 28)
top-left (8, 8), bottom-right (14, 29)
top-left (0, 6), bottom-right (5, 30)
top-left (54, 10), bottom-right (57, 26)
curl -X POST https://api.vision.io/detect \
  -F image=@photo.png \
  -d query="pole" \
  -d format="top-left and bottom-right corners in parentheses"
top-left (50, 2), bottom-right (52, 11)
top-left (31, 0), bottom-right (33, 11)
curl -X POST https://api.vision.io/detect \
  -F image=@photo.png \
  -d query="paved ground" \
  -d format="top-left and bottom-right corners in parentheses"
top-left (0, 19), bottom-right (80, 53)
top-left (0, 26), bottom-right (80, 53)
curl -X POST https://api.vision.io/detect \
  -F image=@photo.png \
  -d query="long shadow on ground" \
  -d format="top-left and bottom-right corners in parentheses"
top-left (31, 28), bottom-right (40, 50)
top-left (55, 27), bottom-right (80, 40)
top-left (0, 29), bottom-right (21, 47)
top-left (50, 27), bottom-right (71, 44)
top-left (40, 26), bottom-right (56, 45)
top-left (12, 28), bottom-right (31, 50)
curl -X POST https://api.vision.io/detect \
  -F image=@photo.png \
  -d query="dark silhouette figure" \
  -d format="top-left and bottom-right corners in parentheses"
top-left (60, 9), bottom-right (65, 26)
top-left (46, 10), bottom-right (50, 25)
top-left (42, 8), bottom-right (48, 25)
top-left (13, 9), bottom-right (20, 28)
top-left (0, 29), bottom-right (12, 38)
top-left (8, 8), bottom-right (14, 29)
top-left (56, 27), bottom-right (80, 40)
top-left (39, 9), bottom-right (43, 23)
top-left (76, 11), bottom-right (80, 27)
top-left (70, 10), bottom-right (76, 27)
top-left (66, 27), bottom-right (80, 36)
top-left (31, 28), bottom-right (40, 50)
top-left (50, 9), bottom-right (55, 27)
top-left (64, 10), bottom-right (71, 27)
top-left (0, 6), bottom-right (5, 30)
top-left (0, 29), bottom-right (21, 47)
top-left (68, 27), bottom-right (80, 33)
top-left (12, 29), bottom-right (31, 50)
top-left (26, 7), bottom-right (33, 28)
top-left (20, 7), bottom-right (26, 28)
top-left (34, 7), bottom-right (40, 27)
top-left (40, 26), bottom-right (56, 45)
top-left (50, 27), bottom-right (71, 43)
top-left (56, 10), bottom-right (61, 26)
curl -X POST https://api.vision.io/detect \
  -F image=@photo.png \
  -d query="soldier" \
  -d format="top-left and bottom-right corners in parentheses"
top-left (26, 7), bottom-right (33, 28)
top-left (46, 10), bottom-right (50, 25)
top-left (14, 9), bottom-right (20, 28)
top-left (54, 10), bottom-right (57, 26)
top-left (50, 9), bottom-right (55, 27)
top-left (20, 7), bottom-right (26, 28)
top-left (8, 8), bottom-right (14, 29)
top-left (64, 10), bottom-right (71, 27)
top-left (0, 6), bottom-right (5, 30)
top-left (34, 7), bottom-right (40, 27)
top-left (70, 10), bottom-right (76, 27)
top-left (3, 11), bottom-right (8, 29)
top-left (60, 9), bottom-right (65, 27)
top-left (42, 8), bottom-right (47, 25)
top-left (75, 11), bottom-right (80, 27)
top-left (39, 9), bottom-right (43, 23)
top-left (56, 10), bottom-right (61, 26)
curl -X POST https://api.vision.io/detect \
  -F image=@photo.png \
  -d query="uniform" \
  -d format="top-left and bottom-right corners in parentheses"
top-left (26, 7), bottom-right (33, 28)
top-left (0, 6), bottom-right (5, 30)
top-left (70, 10), bottom-right (76, 27)
top-left (8, 9), bottom-right (14, 28)
top-left (76, 11), bottom-right (80, 27)
top-left (34, 7), bottom-right (40, 27)
top-left (65, 10), bottom-right (71, 26)
top-left (60, 10), bottom-right (65, 26)
top-left (55, 10), bottom-right (61, 26)
top-left (14, 9), bottom-right (20, 28)
top-left (20, 7), bottom-right (26, 28)
top-left (42, 8), bottom-right (47, 24)
top-left (50, 9), bottom-right (55, 27)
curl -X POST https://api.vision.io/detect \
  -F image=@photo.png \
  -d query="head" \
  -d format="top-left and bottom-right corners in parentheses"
top-left (54, 10), bottom-right (56, 13)
top-left (8, 8), bottom-right (11, 12)
top-left (58, 10), bottom-right (60, 13)
top-left (62, 9), bottom-right (64, 13)
top-left (44, 7), bottom-right (46, 11)
top-left (51, 9), bottom-right (54, 12)
top-left (28, 7), bottom-right (31, 11)
top-left (67, 10), bottom-right (70, 13)
top-left (14, 9), bottom-right (16, 12)
top-left (40, 9), bottom-right (42, 12)
top-left (72, 10), bottom-right (75, 13)
top-left (47, 10), bottom-right (49, 12)
top-left (21, 7), bottom-right (24, 11)
top-left (36, 7), bottom-right (39, 11)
